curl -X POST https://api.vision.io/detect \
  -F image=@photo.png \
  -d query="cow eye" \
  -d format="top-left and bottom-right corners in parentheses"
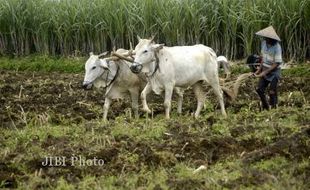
top-left (92, 66), bottom-right (96, 70)
top-left (143, 50), bottom-right (148, 53)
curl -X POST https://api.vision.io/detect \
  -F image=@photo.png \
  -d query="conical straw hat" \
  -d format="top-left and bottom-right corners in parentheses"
top-left (255, 26), bottom-right (281, 41)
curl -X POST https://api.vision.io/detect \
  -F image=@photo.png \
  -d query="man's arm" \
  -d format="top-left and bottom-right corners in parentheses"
top-left (255, 62), bottom-right (280, 78)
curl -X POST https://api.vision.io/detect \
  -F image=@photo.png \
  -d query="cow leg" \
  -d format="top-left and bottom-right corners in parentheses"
top-left (175, 87), bottom-right (184, 114)
top-left (130, 89), bottom-right (139, 119)
top-left (193, 83), bottom-right (206, 118)
top-left (103, 97), bottom-right (112, 121)
top-left (141, 83), bottom-right (152, 113)
top-left (209, 77), bottom-right (227, 117)
top-left (164, 85), bottom-right (174, 119)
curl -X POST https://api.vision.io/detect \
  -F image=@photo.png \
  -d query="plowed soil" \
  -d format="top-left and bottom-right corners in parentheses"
top-left (0, 70), bottom-right (309, 189)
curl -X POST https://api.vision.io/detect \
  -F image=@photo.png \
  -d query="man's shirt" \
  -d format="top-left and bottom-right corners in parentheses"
top-left (261, 40), bottom-right (282, 81)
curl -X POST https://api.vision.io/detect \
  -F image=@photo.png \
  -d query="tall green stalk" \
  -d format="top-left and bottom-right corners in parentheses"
top-left (0, 0), bottom-right (308, 61)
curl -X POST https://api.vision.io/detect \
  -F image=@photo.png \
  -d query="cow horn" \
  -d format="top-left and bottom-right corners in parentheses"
top-left (98, 51), bottom-right (109, 58)
top-left (129, 42), bottom-right (135, 57)
top-left (111, 52), bottom-right (134, 63)
top-left (129, 42), bottom-right (133, 52)
top-left (137, 35), bottom-right (142, 42)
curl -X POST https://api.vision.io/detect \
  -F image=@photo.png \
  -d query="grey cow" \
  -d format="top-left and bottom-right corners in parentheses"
top-left (83, 49), bottom-right (146, 121)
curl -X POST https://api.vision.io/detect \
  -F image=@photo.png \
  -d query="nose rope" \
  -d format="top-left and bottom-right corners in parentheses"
top-left (132, 51), bottom-right (160, 77)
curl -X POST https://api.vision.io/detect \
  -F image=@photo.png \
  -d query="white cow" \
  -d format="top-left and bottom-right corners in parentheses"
top-left (83, 49), bottom-right (146, 121)
top-left (130, 37), bottom-right (227, 119)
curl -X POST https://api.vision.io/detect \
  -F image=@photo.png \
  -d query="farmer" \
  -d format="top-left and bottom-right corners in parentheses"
top-left (254, 26), bottom-right (283, 110)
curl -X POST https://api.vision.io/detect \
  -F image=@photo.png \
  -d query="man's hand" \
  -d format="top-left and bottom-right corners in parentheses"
top-left (252, 70), bottom-right (262, 77)
top-left (255, 71), bottom-right (267, 78)
top-left (257, 63), bottom-right (279, 78)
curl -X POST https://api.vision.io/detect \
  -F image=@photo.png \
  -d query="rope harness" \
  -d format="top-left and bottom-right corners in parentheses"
top-left (146, 50), bottom-right (160, 78)
top-left (103, 60), bottom-right (120, 88)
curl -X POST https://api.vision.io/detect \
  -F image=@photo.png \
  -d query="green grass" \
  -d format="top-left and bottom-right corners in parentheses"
top-left (0, 55), bottom-right (309, 76)
top-left (282, 65), bottom-right (310, 77)
top-left (1, 106), bottom-right (309, 189)
top-left (0, 55), bottom-right (85, 73)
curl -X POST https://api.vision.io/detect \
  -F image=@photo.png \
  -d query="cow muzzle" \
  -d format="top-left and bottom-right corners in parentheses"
top-left (82, 81), bottom-right (93, 90)
top-left (130, 62), bottom-right (143, 74)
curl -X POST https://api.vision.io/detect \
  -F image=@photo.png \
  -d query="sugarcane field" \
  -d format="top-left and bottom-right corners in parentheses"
top-left (0, 0), bottom-right (309, 189)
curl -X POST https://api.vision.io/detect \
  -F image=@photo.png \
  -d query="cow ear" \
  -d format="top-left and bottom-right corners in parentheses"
top-left (152, 44), bottom-right (164, 51)
top-left (107, 62), bottom-right (118, 81)
top-left (98, 59), bottom-right (108, 69)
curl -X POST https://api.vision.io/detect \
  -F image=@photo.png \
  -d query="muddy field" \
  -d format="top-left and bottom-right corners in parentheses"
top-left (1, 70), bottom-right (309, 127)
top-left (0, 69), bottom-right (309, 189)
